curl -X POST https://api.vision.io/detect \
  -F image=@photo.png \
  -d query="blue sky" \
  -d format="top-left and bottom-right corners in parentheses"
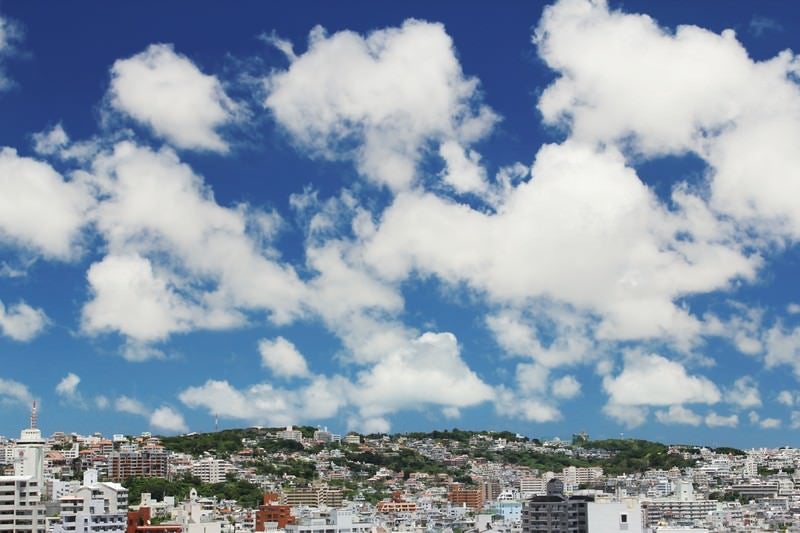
top-left (1, 0), bottom-right (800, 448)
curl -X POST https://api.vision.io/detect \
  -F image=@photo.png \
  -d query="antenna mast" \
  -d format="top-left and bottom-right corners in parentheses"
top-left (30, 400), bottom-right (38, 429)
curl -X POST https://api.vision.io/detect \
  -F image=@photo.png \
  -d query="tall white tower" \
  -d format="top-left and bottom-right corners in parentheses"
top-left (13, 401), bottom-right (46, 490)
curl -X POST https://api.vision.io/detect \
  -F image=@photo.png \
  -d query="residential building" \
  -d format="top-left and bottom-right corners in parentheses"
top-left (108, 449), bottom-right (168, 481)
top-left (190, 457), bottom-right (233, 484)
top-left (522, 478), bottom-right (641, 533)
top-left (53, 469), bottom-right (129, 533)
top-left (0, 476), bottom-right (47, 533)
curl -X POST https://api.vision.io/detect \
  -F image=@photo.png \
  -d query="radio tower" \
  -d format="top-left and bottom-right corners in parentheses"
top-left (214, 413), bottom-right (219, 432)
top-left (30, 400), bottom-right (38, 429)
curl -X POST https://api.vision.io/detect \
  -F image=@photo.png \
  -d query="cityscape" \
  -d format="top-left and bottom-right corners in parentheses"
top-left (2, 405), bottom-right (800, 532)
top-left (3, 0), bottom-right (800, 532)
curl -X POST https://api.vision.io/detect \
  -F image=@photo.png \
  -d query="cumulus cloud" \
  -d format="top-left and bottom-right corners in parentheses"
top-left (0, 148), bottom-right (93, 260)
top-left (265, 20), bottom-right (497, 190)
top-left (655, 405), bottom-right (702, 426)
top-left (0, 299), bottom-right (47, 341)
top-left (109, 44), bottom-right (237, 152)
top-left (179, 376), bottom-right (348, 427)
top-left (258, 337), bottom-right (310, 378)
top-left (115, 395), bottom-right (149, 416)
top-left (80, 142), bottom-right (306, 346)
top-left (362, 142), bottom-right (757, 351)
top-left (181, 330), bottom-right (494, 430)
top-left (551, 375), bottom-right (581, 399)
top-left (602, 403), bottom-right (648, 429)
top-left (55, 373), bottom-right (81, 398)
top-left (724, 376), bottom-right (761, 409)
top-left (535, 0), bottom-right (800, 240)
top-left (764, 324), bottom-right (800, 378)
top-left (705, 411), bottom-right (738, 428)
top-left (777, 390), bottom-right (796, 407)
top-left (0, 377), bottom-right (34, 407)
top-left (351, 332), bottom-right (494, 418)
top-left (602, 352), bottom-right (721, 407)
top-left (149, 405), bottom-right (188, 434)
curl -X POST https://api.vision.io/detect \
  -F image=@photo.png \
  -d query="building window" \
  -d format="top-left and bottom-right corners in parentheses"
top-left (620, 513), bottom-right (627, 523)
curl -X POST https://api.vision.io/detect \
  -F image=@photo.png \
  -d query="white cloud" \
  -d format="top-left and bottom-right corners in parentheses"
top-left (724, 376), bottom-right (761, 409)
top-left (181, 330), bottom-right (495, 427)
top-left (655, 405), bottom-right (702, 426)
top-left (55, 373), bottom-right (81, 398)
top-left (82, 254), bottom-right (205, 342)
top-left (494, 386), bottom-right (561, 423)
top-left (759, 417), bottom-right (781, 429)
top-left (764, 324), bottom-right (800, 378)
top-left (32, 124), bottom-right (70, 156)
top-left (705, 411), bottom-right (738, 428)
top-left (788, 303), bottom-right (800, 315)
top-left (94, 395), bottom-right (110, 409)
top-left (351, 332), bottom-right (494, 418)
top-left (362, 142), bottom-right (757, 350)
top-left (791, 411), bottom-right (800, 430)
top-left (551, 375), bottom-right (581, 399)
top-left (179, 376), bottom-right (348, 427)
top-left (602, 403), bottom-right (648, 429)
top-left (265, 20), bottom-right (496, 190)
top-left (486, 307), bottom-right (595, 368)
top-left (602, 352), bottom-right (721, 406)
top-left (0, 148), bottom-right (93, 260)
top-left (0, 377), bottom-right (34, 407)
top-left (352, 416), bottom-right (390, 435)
top-left (0, 299), bottom-right (47, 341)
top-left (80, 142), bottom-right (307, 347)
top-left (777, 390), bottom-right (796, 407)
top-left (535, 0), bottom-right (800, 239)
top-left (258, 337), bottom-right (310, 378)
top-left (439, 140), bottom-right (488, 195)
top-left (109, 44), bottom-right (236, 152)
top-left (149, 405), bottom-right (188, 434)
top-left (114, 395), bottom-right (149, 416)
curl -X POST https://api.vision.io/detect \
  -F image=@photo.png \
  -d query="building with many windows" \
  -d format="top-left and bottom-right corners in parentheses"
top-left (0, 476), bottom-right (47, 533)
top-left (53, 469), bottom-right (128, 533)
top-left (108, 449), bottom-right (168, 481)
top-left (522, 479), bottom-right (641, 533)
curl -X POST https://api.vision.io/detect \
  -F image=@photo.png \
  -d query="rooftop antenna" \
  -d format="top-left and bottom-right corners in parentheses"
top-left (30, 400), bottom-right (38, 429)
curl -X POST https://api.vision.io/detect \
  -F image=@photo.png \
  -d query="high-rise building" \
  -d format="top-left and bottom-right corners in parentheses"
top-left (13, 402), bottom-right (46, 490)
top-left (0, 404), bottom-right (47, 533)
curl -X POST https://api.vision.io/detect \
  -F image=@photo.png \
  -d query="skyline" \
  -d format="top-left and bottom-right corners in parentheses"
top-left (1, 0), bottom-right (800, 448)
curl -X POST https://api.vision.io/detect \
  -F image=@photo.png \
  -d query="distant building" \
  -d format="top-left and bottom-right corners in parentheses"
top-left (277, 426), bottom-right (304, 442)
top-left (343, 434), bottom-right (361, 446)
top-left (108, 449), bottom-right (168, 481)
top-left (282, 485), bottom-right (344, 508)
top-left (448, 485), bottom-right (484, 509)
top-left (190, 457), bottom-right (233, 484)
top-left (285, 509), bottom-right (372, 533)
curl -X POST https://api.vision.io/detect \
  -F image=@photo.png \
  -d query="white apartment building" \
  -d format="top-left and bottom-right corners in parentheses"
top-left (286, 509), bottom-right (373, 533)
top-left (0, 476), bottom-right (47, 533)
top-left (53, 469), bottom-right (128, 533)
top-left (190, 457), bottom-right (234, 484)
top-left (277, 426), bottom-right (304, 442)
